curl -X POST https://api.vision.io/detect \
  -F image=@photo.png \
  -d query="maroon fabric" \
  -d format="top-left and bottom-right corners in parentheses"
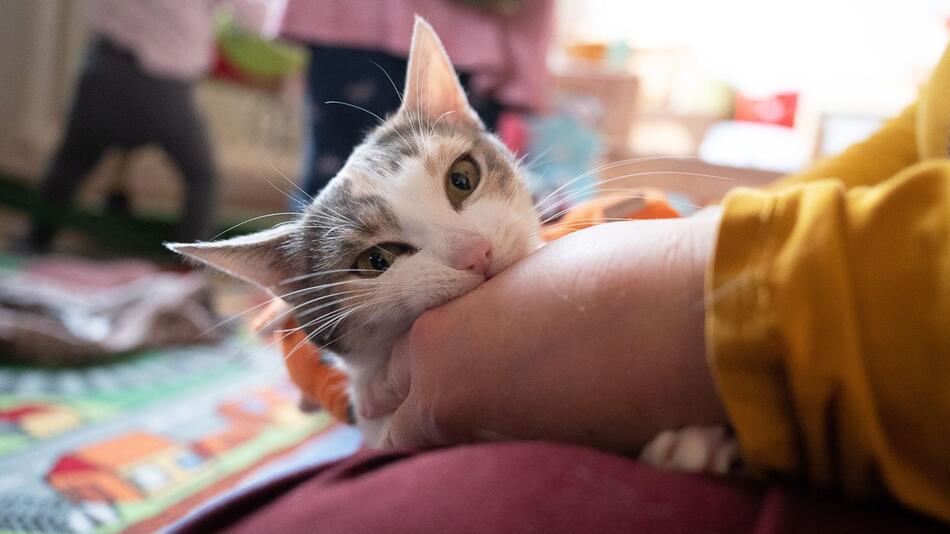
top-left (170, 442), bottom-right (948, 534)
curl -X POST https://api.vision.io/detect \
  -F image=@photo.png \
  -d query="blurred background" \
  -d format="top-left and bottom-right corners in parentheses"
top-left (2, 0), bottom-right (947, 249)
top-left (0, 1), bottom-right (948, 532)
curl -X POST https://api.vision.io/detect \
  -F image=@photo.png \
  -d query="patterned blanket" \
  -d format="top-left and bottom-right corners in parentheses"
top-left (0, 337), bottom-right (361, 534)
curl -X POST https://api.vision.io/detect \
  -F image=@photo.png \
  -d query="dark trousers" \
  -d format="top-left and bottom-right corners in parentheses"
top-left (296, 45), bottom-right (504, 206)
top-left (31, 38), bottom-right (216, 247)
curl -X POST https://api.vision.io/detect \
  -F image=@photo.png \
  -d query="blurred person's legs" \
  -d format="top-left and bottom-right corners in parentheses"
top-left (29, 37), bottom-right (217, 249)
top-left (28, 41), bottom-right (118, 250)
top-left (152, 83), bottom-right (217, 242)
top-left (103, 149), bottom-right (134, 218)
top-left (296, 45), bottom-right (506, 205)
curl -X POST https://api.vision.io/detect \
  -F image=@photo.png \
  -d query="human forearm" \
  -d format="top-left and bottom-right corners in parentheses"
top-left (374, 214), bottom-right (728, 452)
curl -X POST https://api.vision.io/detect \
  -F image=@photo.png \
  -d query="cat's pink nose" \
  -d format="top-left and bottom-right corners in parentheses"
top-left (451, 236), bottom-right (492, 275)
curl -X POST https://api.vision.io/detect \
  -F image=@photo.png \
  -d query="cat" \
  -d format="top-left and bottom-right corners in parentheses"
top-left (170, 17), bottom-right (738, 473)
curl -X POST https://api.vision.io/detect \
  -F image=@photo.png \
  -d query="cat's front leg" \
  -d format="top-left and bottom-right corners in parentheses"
top-left (356, 413), bottom-right (393, 448)
top-left (344, 348), bottom-right (399, 448)
top-left (347, 384), bottom-right (393, 448)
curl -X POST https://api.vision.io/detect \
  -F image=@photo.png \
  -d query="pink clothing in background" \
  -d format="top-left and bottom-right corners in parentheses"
top-left (89, 0), bottom-right (281, 80)
top-left (280, 0), bottom-right (554, 111)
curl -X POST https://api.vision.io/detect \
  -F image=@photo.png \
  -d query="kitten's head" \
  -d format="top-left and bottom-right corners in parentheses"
top-left (169, 18), bottom-right (540, 356)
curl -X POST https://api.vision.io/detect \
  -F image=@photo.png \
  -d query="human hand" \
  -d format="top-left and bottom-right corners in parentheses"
top-left (362, 212), bottom-right (728, 453)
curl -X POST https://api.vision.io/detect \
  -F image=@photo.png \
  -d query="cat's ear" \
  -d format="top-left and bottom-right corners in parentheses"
top-left (166, 225), bottom-right (297, 293)
top-left (401, 16), bottom-right (481, 126)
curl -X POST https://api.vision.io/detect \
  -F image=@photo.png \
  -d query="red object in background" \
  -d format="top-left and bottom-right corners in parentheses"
top-left (209, 45), bottom-right (283, 93)
top-left (497, 111), bottom-right (530, 155)
top-left (735, 92), bottom-right (799, 128)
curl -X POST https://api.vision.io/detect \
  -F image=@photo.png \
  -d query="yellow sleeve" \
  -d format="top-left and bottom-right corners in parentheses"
top-left (769, 101), bottom-right (919, 190)
top-left (706, 160), bottom-right (950, 522)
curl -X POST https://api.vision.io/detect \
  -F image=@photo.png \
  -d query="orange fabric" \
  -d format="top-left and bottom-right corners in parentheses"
top-left (253, 301), bottom-right (351, 422)
top-left (258, 190), bottom-right (681, 422)
top-left (540, 189), bottom-right (680, 241)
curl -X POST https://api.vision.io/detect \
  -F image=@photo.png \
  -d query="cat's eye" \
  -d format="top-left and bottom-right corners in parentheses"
top-left (445, 156), bottom-right (481, 209)
top-left (353, 243), bottom-right (413, 277)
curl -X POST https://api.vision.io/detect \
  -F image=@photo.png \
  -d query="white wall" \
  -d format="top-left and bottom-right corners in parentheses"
top-left (557, 0), bottom-right (950, 115)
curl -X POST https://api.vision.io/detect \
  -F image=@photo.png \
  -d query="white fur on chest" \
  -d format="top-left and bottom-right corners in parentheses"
top-left (337, 344), bottom-right (395, 447)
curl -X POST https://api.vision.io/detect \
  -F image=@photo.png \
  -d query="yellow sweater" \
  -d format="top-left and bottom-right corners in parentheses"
top-left (707, 45), bottom-right (950, 521)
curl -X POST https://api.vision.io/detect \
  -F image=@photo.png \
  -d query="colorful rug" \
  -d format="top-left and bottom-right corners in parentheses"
top-left (0, 337), bottom-right (361, 533)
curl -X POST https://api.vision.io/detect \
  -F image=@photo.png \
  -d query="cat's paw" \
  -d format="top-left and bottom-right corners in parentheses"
top-left (639, 425), bottom-right (741, 475)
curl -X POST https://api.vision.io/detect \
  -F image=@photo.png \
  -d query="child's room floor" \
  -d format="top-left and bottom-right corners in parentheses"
top-left (0, 207), bottom-right (360, 534)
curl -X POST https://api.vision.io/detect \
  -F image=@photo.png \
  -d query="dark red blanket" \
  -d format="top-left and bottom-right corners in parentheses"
top-left (170, 442), bottom-right (947, 533)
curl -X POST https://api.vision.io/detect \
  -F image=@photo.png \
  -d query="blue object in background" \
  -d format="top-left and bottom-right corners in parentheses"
top-left (524, 113), bottom-right (602, 222)
top-left (665, 191), bottom-right (700, 216)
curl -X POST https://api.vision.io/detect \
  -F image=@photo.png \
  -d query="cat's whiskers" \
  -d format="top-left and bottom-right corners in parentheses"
top-left (195, 278), bottom-right (370, 339)
top-left (304, 220), bottom-right (355, 237)
top-left (256, 170), bottom-right (309, 208)
top-left (273, 305), bottom-right (354, 358)
top-left (297, 224), bottom-right (353, 237)
top-left (191, 286), bottom-right (372, 368)
top-left (414, 51), bottom-right (425, 142)
top-left (537, 199), bottom-right (642, 227)
top-left (326, 100), bottom-right (414, 154)
top-left (195, 295), bottom-right (281, 340)
top-left (322, 204), bottom-right (359, 227)
top-left (209, 212), bottom-right (298, 241)
top-left (297, 223), bottom-right (352, 230)
top-left (279, 269), bottom-right (379, 285)
top-left (320, 288), bottom-right (409, 349)
top-left (294, 283), bottom-right (399, 330)
top-left (286, 290), bottom-right (382, 332)
top-left (308, 209), bottom-right (355, 227)
top-left (534, 156), bottom-right (690, 209)
top-left (318, 309), bottom-right (365, 349)
top-left (394, 52), bottom-right (425, 147)
top-left (517, 145), bottom-right (557, 173)
top-left (538, 188), bottom-right (703, 226)
top-left (209, 286), bottom-right (376, 347)
top-left (325, 100), bottom-right (385, 124)
top-left (284, 286), bottom-right (379, 319)
top-left (278, 283), bottom-right (371, 305)
top-left (284, 296), bottom-right (389, 359)
top-left (251, 286), bottom-right (376, 333)
top-left (531, 156), bottom-right (705, 212)
top-left (523, 170), bottom-right (733, 228)
top-left (537, 189), bottom-right (653, 222)
top-left (264, 157), bottom-right (314, 203)
top-left (370, 59), bottom-right (404, 104)
top-left (541, 217), bottom-right (637, 229)
top-left (275, 281), bottom-right (375, 307)
top-left (429, 110), bottom-right (455, 136)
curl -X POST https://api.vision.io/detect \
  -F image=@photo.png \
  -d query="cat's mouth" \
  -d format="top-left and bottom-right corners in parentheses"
top-left (484, 237), bottom-right (534, 280)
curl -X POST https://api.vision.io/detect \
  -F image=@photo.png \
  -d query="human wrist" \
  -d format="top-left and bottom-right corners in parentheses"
top-left (681, 207), bottom-right (727, 425)
top-left (631, 210), bottom-right (727, 434)
top-left (586, 216), bottom-right (727, 445)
